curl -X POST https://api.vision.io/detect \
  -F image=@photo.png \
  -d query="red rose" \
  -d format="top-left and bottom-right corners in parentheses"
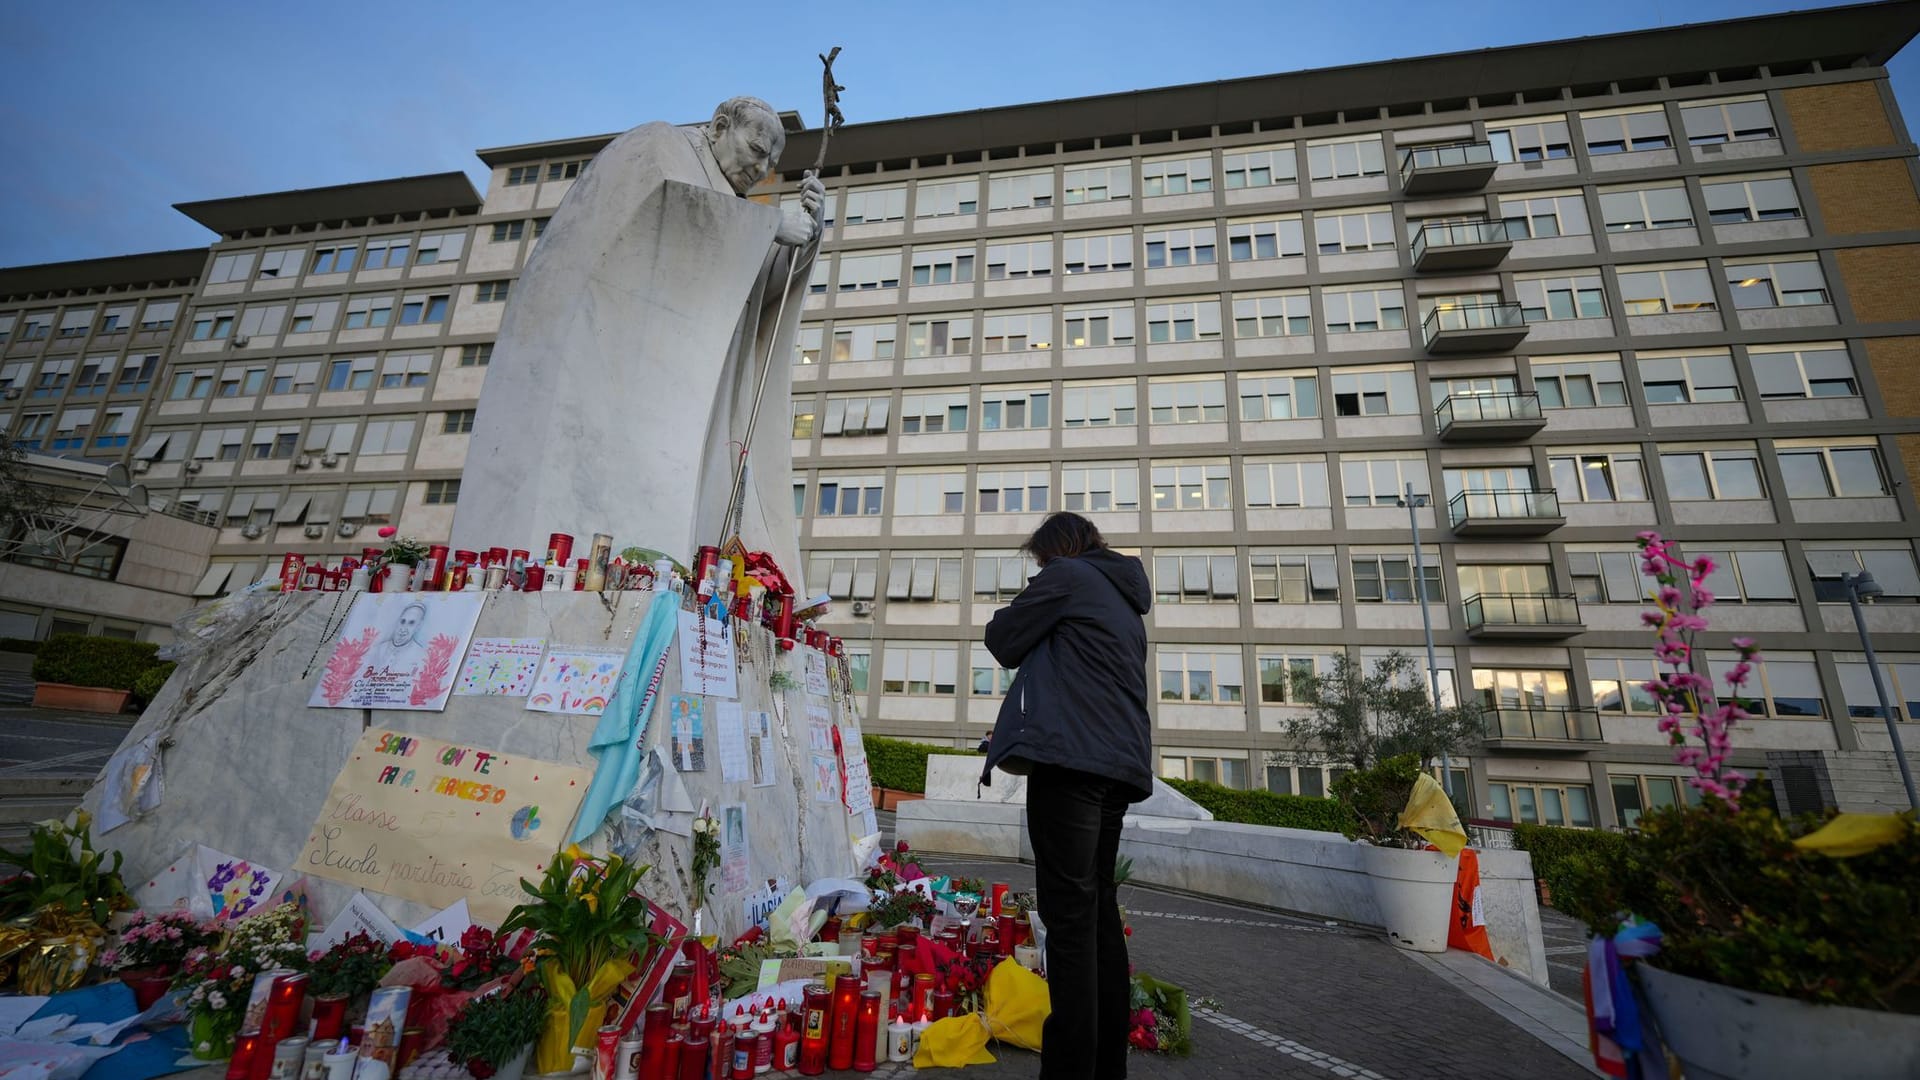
top-left (1128, 1026), bottom-right (1158, 1051)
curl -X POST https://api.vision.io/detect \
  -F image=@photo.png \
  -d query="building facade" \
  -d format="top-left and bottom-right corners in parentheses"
top-left (6, 4), bottom-right (1920, 827)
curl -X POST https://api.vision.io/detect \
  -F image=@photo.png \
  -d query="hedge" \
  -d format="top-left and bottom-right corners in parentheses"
top-left (1164, 778), bottom-right (1357, 833)
top-left (1512, 822), bottom-right (1631, 909)
top-left (0, 638), bottom-right (42, 656)
top-left (131, 662), bottom-right (177, 707)
top-left (864, 734), bottom-right (978, 794)
top-left (31, 635), bottom-right (164, 692)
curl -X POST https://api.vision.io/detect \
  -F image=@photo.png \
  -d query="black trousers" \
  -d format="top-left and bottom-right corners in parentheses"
top-left (1027, 763), bottom-right (1131, 1080)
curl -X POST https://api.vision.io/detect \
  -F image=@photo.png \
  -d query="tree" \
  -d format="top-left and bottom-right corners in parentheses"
top-left (0, 432), bottom-right (55, 546)
top-left (1282, 651), bottom-right (1482, 773)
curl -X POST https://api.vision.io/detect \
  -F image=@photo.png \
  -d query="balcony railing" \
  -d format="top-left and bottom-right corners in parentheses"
top-left (1447, 488), bottom-right (1562, 530)
top-left (1435, 392), bottom-right (1544, 428)
top-left (1482, 706), bottom-right (1604, 743)
top-left (1398, 141), bottom-right (1499, 193)
top-left (1410, 219), bottom-right (1511, 265)
top-left (1422, 301), bottom-right (1528, 351)
top-left (1463, 593), bottom-right (1582, 632)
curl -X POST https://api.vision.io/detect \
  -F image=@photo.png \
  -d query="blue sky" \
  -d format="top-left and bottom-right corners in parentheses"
top-left (2, 0), bottom-right (1916, 267)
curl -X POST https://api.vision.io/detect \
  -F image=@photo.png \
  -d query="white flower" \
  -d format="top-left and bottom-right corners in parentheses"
top-left (209, 991), bottom-right (228, 1010)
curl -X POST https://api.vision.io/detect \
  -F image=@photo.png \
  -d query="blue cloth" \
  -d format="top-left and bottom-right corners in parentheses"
top-left (570, 590), bottom-right (682, 843)
top-left (25, 982), bottom-right (196, 1080)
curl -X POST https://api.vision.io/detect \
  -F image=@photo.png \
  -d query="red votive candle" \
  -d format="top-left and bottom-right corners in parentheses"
top-left (911, 973), bottom-right (936, 1021)
top-left (639, 1003), bottom-right (672, 1080)
top-left (310, 995), bottom-right (348, 1042)
top-left (226, 1033), bottom-right (261, 1080)
top-left (852, 991), bottom-right (880, 1072)
top-left (990, 883), bottom-right (1009, 916)
top-left (895, 924), bottom-right (920, 948)
top-left (264, 973), bottom-right (308, 1041)
top-left (827, 976), bottom-right (860, 1071)
top-left (676, 1031), bottom-right (706, 1080)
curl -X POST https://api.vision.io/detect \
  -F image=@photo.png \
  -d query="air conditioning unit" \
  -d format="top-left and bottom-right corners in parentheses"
top-left (184, 461), bottom-right (204, 473)
top-left (336, 520), bottom-right (360, 539)
top-left (2, 387), bottom-right (19, 400)
top-left (239, 523), bottom-right (265, 539)
top-left (294, 453), bottom-right (313, 469)
top-left (131, 459), bottom-right (151, 474)
top-left (851, 600), bottom-right (874, 617)
top-left (320, 454), bottom-right (340, 468)
top-left (303, 524), bottom-right (327, 540)
top-left (231, 336), bottom-right (250, 348)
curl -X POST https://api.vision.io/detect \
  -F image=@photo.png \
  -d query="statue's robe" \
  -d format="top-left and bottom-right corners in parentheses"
top-left (453, 122), bottom-right (816, 591)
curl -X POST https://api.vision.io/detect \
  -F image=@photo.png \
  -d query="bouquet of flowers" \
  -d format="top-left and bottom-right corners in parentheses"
top-left (865, 890), bottom-right (936, 931)
top-left (442, 925), bottom-right (520, 991)
top-left (174, 903), bottom-right (308, 1060)
top-left (306, 931), bottom-right (391, 999)
top-left (101, 909), bottom-right (215, 974)
top-left (447, 984), bottom-right (547, 1079)
top-left (690, 809), bottom-right (721, 921)
top-left (1126, 972), bottom-right (1193, 1055)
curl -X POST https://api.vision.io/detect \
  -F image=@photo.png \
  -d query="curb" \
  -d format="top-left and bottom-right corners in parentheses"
top-left (1399, 947), bottom-right (1602, 1076)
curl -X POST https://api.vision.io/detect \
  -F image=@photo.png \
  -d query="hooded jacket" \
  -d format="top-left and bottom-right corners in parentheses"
top-left (980, 548), bottom-right (1154, 801)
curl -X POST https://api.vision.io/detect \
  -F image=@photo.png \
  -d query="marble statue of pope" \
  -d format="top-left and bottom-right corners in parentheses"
top-left (452, 97), bottom-right (826, 592)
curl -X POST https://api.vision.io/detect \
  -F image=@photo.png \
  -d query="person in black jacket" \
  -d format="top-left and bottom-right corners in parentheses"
top-left (982, 512), bottom-right (1152, 1080)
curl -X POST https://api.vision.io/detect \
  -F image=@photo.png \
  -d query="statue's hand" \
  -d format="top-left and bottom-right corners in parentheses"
top-left (775, 173), bottom-right (826, 246)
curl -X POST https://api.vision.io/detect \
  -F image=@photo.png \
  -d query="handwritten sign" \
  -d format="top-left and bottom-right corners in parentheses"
top-left (677, 611), bottom-right (738, 699)
top-left (296, 727), bottom-right (592, 923)
top-left (454, 638), bottom-right (546, 697)
top-left (525, 646), bottom-right (627, 715)
top-left (309, 593), bottom-right (483, 710)
top-left (805, 651), bottom-right (831, 698)
top-left (715, 702), bottom-right (749, 783)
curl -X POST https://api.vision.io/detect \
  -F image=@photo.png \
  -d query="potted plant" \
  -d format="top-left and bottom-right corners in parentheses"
top-left (0, 810), bottom-right (131, 926)
top-left (306, 931), bottom-right (393, 1039)
top-left (499, 846), bottom-right (656, 1075)
top-left (28, 635), bottom-right (164, 713)
top-left (377, 529), bottom-right (430, 591)
top-left (1554, 535), bottom-right (1920, 1078)
top-left (102, 909), bottom-right (216, 1009)
top-left (174, 903), bottom-right (308, 1060)
top-left (447, 986), bottom-right (546, 1080)
top-left (1329, 753), bottom-right (1459, 952)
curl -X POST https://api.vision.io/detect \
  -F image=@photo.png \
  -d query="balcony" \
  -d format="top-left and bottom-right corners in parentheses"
top-left (1482, 706), bottom-right (1604, 751)
top-left (1435, 392), bottom-right (1547, 442)
top-left (1423, 302), bottom-right (1530, 354)
top-left (1447, 489), bottom-right (1564, 537)
top-left (1411, 219), bottom-right (1512, 271)
top-left (1398, 141), bottom-right (1499, 194)
top-left (1464, 593), bottom-right (1584, 639)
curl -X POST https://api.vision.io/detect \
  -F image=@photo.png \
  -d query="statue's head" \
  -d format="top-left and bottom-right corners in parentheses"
top-left (706, 96), bottom-right (785, 195)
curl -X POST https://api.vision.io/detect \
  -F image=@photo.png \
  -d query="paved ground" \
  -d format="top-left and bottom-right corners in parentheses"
top-left (0, 704), bottom-right (131, 776)
top-left (1538, 909), bottom-right (1591, 1004)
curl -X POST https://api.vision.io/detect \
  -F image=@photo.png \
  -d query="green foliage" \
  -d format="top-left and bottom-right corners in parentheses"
top-left (1556, 800), bottom-right (1920, 1011)
top-left (306, 932), bottom-right (393, 998)
top-left (1512, 823), bottom-right (1630, 910)
top-left (131, 662), bottom-right (176, 707)
top-left (1283, 651), bottom-right (1481, 772)
top-left (447, 987), bottom-right (547, 1075)
top-left (862, 734), bottom-right (977, 794)
top-left (866, 889), bottom-right (936, 930)
top-left (1329, 754), bottom-right (1423, 845)
top-left (31, 635), bottom-right (163, 691)
top-left (1162, 779), bottom-right (1357, 833)
top-left (383, 536), bottom-right (430, 566)
top-left (499, 849), bottom-right (656, 992)
top-left (0, 637), bottom-right (42, 655)
top-left (0, 811), bottom-right (131, 924)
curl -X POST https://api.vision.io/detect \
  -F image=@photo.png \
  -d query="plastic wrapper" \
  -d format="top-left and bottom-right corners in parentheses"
top-left (159, 582), bottom-right (276, 664)
top-left (912, 959), bottom-right (1050, 1068)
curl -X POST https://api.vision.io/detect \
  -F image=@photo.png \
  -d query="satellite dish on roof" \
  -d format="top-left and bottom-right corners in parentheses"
top-left (105, 462), bottom-right (130, 488)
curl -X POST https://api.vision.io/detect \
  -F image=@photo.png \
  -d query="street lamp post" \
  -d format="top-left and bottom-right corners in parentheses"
top-left (1402, 483), bottom-right (1454, 800)
top-left (1841, 571), bottom-right (1920, 810)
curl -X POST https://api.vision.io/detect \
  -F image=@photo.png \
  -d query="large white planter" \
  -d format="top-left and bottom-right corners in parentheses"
top-left (1639, 964), bottom-right (1920, 1080)
top-left (1358, 843), bottom-right (1457, 952)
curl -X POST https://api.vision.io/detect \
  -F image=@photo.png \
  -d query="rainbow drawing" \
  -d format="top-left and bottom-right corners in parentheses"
top-left (528, 693), bottom-right (555, 708)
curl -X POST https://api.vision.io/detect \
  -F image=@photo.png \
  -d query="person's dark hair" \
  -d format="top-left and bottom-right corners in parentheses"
top-left (1021, 512), bottom-right (1108, 566)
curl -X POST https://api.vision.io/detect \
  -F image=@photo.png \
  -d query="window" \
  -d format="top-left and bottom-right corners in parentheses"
top-left (460, 343), bottom-right (492, 367)
top-left (1431, 374), bottom-right (1518, 410)
top-left (546, 159), bottom-right (587, 181)
top-left (28, 357), bottom-right (73, 397)
top-left (1331, 367), bottom-right (1416, 417)
top-left (1244, 457), bottom-right (1331, 508)
top-left (1550, 450), bottom-right (1648, 502)
top-left (1063, 305), bottom-right (1135, 347)
top-left (289, 298), bottom-right (340, 334)
top-left (189, 308), bottom-right (235, 341)
top-left (981, 310), bottom-right (1051, 352)
top-left (1498, 190), bottom-right (1591, 238)
top-left (881, 645), bottom-right (958, 696)
top-left (1063, 162), bottom-right (1131, 204)
top-left (1341, 454), bottom-right (1429, 507)
top-left (808, 263), bottom-right (830, 294)
top-left (840, 186), bottom-right (906, 223)
top-left (234, 303), bottom-right (287, 342)
top-left (48, 407), bottom-right (96, 451)
top-left (342, 485), bottom-right (400, 525)
top-left (1750, 344), bottom-right (1857, 399)
top-left (1151, 460), bottom-right (1232, 510)
top-left (976, 467), bottom-right (1050, 513)
top-left (898, 390), bottom-right (968, 434)
top-left (791, 400), bottom-right (815, 438)
top-left (1806, 546), bottom-right (1920, 602)
top-left (475, 281), bottom-right (512, 303)
top-left (1238, 370), bottom-right (1318, 419)
top-left (97, 304), bottom-right (133, 334)
top-left (12, 412), bottom-right (51, 448)
top-left (985, 239), bottom-right (1052, 280)
top-left (1659, 446), bottom-right (1766, 500)
top-left (1222, 144), bottom-right (1297, 188)
top-left (1227, 216), bottom-right (1306, 261)
top-left (1154, 550), bottom-right (1239, 604)
top-left (491, 221), bottom-right (526, 242)
top-left (378, 352), bottom-right (432, 389)
top-left (1711, 652), bottom-right (1825, 718)
top-left (887, 553), bottom-right (964, 602)
top-left (1726, 256), bottom-right (1830, 308)
top-left (310, 245), bottom-right (358, 275)
top-left (1456, 563), bottom-right (1553, 602)
top-left (19, 311), bottom-right (53, 341)
top-left (343, 296), bottom-right (392, 329)
top-left (194, 427), bottom-right (242, 462)
top-left (1322, 285), bottom-right (1405, 333)
top-left (906, 315), bottom-right (972, 357)
top-left (1680, 96), bottom-right (1776, 144)
top-left (1143, 226), bottom-right (1217, 267)
top-left (1533, 357), bottom-right (1627, 408)
top-left (1599, 185), bottom-right (1694, 231)
top-left (1231, 292), bottom-right (1312, 339)
top-left (1515, 271), bottom-right (1607, 322)
top-left (207, 253), bottom-right (255, 284)
top-left (893, 470), bottom-right (966, 515)
top-left (138, 301), bottom-right (176, 332)
top-left (969, 644), bottom-right (1017, 696)
top-left (5, 525), bottom-right (127, 580)
top-left (1617, 263), bottom-right (1718, 314)
top-left (837, 251), bottom-right (901, 291)
top-left (1307, 136), bottom-right (1385, 180)
top-left (305, 419), bottom-right (358, 457)
top-left (915, 179), bottom-right (978, 218)
top-left (326, 355), bottom-right (376, 392)
top-left (1702, 173), bottom-right (1802, 224)
top-left (361, 235), bottom-right (413, 270)
top-left (1148, 377), bottom-right (1226, 424)
top-left (815, 474), bottom-right (884, 516)
top-left (248, 424), bottom-right (299, 460)
top-left (397, 292), bottom-right (449, 325)
top-left (1568, 548), bottom-right (1660, 604)
top-left (72, 357), bottom-right (111, 396)
top-left (505, 165), bottom-right (540, 186)
top-left (423, 479), bottom-right (460, 505)
top-left (1157, 646), bottom-right (1244, 704)
top-left (1638, 350), bottom-right (1740, 403)
top-left (1165, 752), bottom-right (1253, 788)
top-left (1682, 546), bottom-right (1796, 603)
top-left (979, 385), bottom-right (1050, 431)
top-left (114, 354), bottom-right (158, 393)
top-left (1777, 442), bottom-right (1887, 498)
top-left (973, 550), bottom-right (1040, 600)
top-left (359, 418), bottom-right (416, 456)
top-left (910, 246), bottom-right (974, 286)
top-left (415, 231), bottom-right (465, 266)
top-left (1250, 551), bottom-right (1339, 604)
top-left (1582, 107), bottom-right (1673, 154)
top-left (1486, 116), bottom-right (1573, 162)
top-left (1145, 300), bottom-right (1222, 343)
top-left (216, 365), bottom-right (266, 398)
top-left (1488, 782), bottom-right (1594, 828)
top-left (1141, 155), bottom-right (1212, 197)
top-left (987, 171), bottom-right (1053, 212)
top-left (0, 361), bottom-right (25, 394)
top-left (1611, 773), bottom-right (1704, 828)
top-left (254, 247), bottom-right (303, 280)
top-left (1062, 380), bottom-right (1136, 427)
top-left (1480, 665), bottom-right (1577, 713)
top-left (442, 409), bottom-right (475, 434)
top-left (533, 218), bottom-right (549, 238)
top-left (1061, 463), bottom-right (1140, 511)
top-left (819, 393), bottom-right (891, 437)
top-left (1063, 232), bottom-right (1133, 275)
top-left (793, 326), bottom-right (822, 367)
top-left (167, 367), bottom-right (212, 400)
top-left (1313, 207), bottom-right (1396, 253)
top-left (807, 552), bottom-right (879, 600)
top-left (832, 320), bottom-right (898, 362)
